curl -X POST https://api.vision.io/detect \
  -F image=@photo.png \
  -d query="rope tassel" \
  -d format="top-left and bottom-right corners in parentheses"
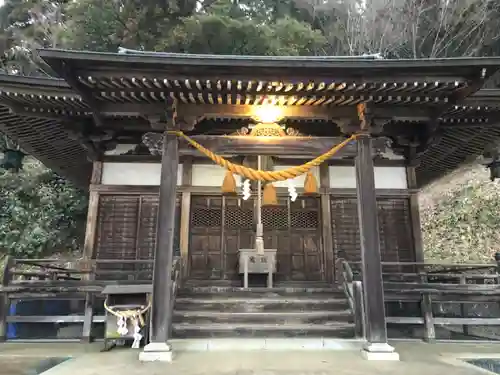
top-left (263, 183), bottom-right (278, 206)
top-left (221, 170), bottom-right (237, 195)
top-left (303, 171), bottom-right (318, 195)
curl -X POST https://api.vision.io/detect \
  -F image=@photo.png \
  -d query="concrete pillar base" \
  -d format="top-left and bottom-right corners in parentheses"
top-left (139, 342), bottom-right (173, 362)
top-left (360, 343), bottom-right (400, 361)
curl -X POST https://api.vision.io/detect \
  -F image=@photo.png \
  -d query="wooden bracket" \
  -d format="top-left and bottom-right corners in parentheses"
top-left (147, 98), bottom-right (179, 130)
top-left (357, 103), bottom-right (369, 131)
top-left (177, 115), bottom-right (204, 131)
top-left (356, 103), bottom-right (390, 134)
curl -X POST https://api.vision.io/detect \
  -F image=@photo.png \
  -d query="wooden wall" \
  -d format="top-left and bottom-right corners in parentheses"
top-left (93, 194), bottom-right (181, 280)
top-left (330, 197), bottom-right (415, 263)
top-left (84, 160), bottom-right (422, 283)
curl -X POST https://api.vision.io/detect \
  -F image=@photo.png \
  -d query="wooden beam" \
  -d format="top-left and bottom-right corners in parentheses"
top-left (355, 134), bottom-right (391, 352)
top-left (129, 135), bottom-right (389, 158)
top-left (94, 103), bottom-right (433, 122)
top-left (187, 136), bottom-right (357, 156)
top-left (102, 154), bottom-right (406, 166)
top-left (149, 131), bottom-right (179, 346)
top-left (179, 103), bottom-right (351, 120)
top-left (89, 184), bottom-right (416, 197)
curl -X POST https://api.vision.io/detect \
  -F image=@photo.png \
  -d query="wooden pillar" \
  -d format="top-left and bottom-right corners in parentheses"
top-left (179, 157), bottom-right (192, 278)
top-left (81, 161), bottom-right (101, 343)
top-left (355, 134), bottom-right (398, 360)
top-left (141, 131), bottom-right (178, 361)
top-left (319, 163), bottom-right (334, 283)
top-left (83, 161), bottom-right (102, 261)
top-left (406, 166), bottom-right (424, 263)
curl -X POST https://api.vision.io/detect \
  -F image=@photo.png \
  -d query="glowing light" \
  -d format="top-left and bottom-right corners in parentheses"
top-left (252, 105), bottom-right (283, 123)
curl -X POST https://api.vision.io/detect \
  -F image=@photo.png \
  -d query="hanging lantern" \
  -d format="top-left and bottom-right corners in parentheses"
top-left (221, 170), bottom-right (237, 195)
top-left (262, 183), bottom-right (278, 206)
top-left (303, 171), bottom-right (319, 195)
top-left (0, 149), bottom-right (25, 172)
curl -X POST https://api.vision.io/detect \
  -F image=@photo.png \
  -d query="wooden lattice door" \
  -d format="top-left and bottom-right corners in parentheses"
top-left (189, 196), bottom-right (223, 279)
top-left (288, 197), bottom-right (323, 281)
top-left (223, 197), bottom-right (254, 280)
top-left (221, 196), bottom-right (323, 282)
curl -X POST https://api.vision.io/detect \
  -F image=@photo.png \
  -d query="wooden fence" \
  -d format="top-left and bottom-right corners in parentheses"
top-left (0, 256), bottom-right (182, 342)
top-left (2, 256), bottom-right (500, 343)
top-left (337, 259), bottom-right (500, 342)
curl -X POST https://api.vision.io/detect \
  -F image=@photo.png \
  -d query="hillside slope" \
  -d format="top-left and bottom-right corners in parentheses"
top-left (420, 164), bottom-right (500, 263)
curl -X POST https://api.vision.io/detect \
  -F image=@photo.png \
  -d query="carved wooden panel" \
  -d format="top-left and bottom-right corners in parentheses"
top-left (189, 196), bottom-right (223, 279)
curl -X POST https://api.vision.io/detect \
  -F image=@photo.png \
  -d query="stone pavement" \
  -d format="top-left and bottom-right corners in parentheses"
top-left (2, 341), bottom-right (500, 375)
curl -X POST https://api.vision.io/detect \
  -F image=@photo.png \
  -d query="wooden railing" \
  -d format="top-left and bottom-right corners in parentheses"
top-left (345, 261), bottom-right (498, 284)
top-left (0, 256), bottom-right (183, 343)
top-left (385, 281), bottom-right (500, 341)
top-left (336, 259), bottom-right (364, 338)
top-left (168, 257), bottom-right (183, 336)
top-left (336, 258), bottom-right (500, 342)
top-left (3, 255), bottom-right (500, 343)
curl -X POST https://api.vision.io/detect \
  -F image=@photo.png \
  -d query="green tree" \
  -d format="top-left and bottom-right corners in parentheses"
top-left (2, 0), bottom-right (500, 262)
top-left (0, 159), bottom-right (87, 258)
top-left (63, 0), bottom-right (199, 52)
top-left (64, 0), bottom-right (327, 56)
top-left (0, 0), bottom-right (68, 75)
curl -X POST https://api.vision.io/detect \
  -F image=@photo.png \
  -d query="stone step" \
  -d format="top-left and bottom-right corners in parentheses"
top-left (173, 310), bottom-right (354, 324)
top-left (178, 287), bottom-right (345, 299)
top-left (170, 337), bottom-right (364, 351)
top-left (172, 322), bottom-right (356, 339)
top-left (175, 297), bottom-right (350, 312)
top-left (183, 280), bottom-right (333, 289)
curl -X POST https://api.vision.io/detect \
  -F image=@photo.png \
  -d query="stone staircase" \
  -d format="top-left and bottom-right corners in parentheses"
top-left (172, 284), bottom-right (356, 339)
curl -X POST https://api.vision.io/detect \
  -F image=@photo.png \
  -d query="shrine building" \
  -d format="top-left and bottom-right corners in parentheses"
top-left (1, 49), bottom-right (500, 361)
